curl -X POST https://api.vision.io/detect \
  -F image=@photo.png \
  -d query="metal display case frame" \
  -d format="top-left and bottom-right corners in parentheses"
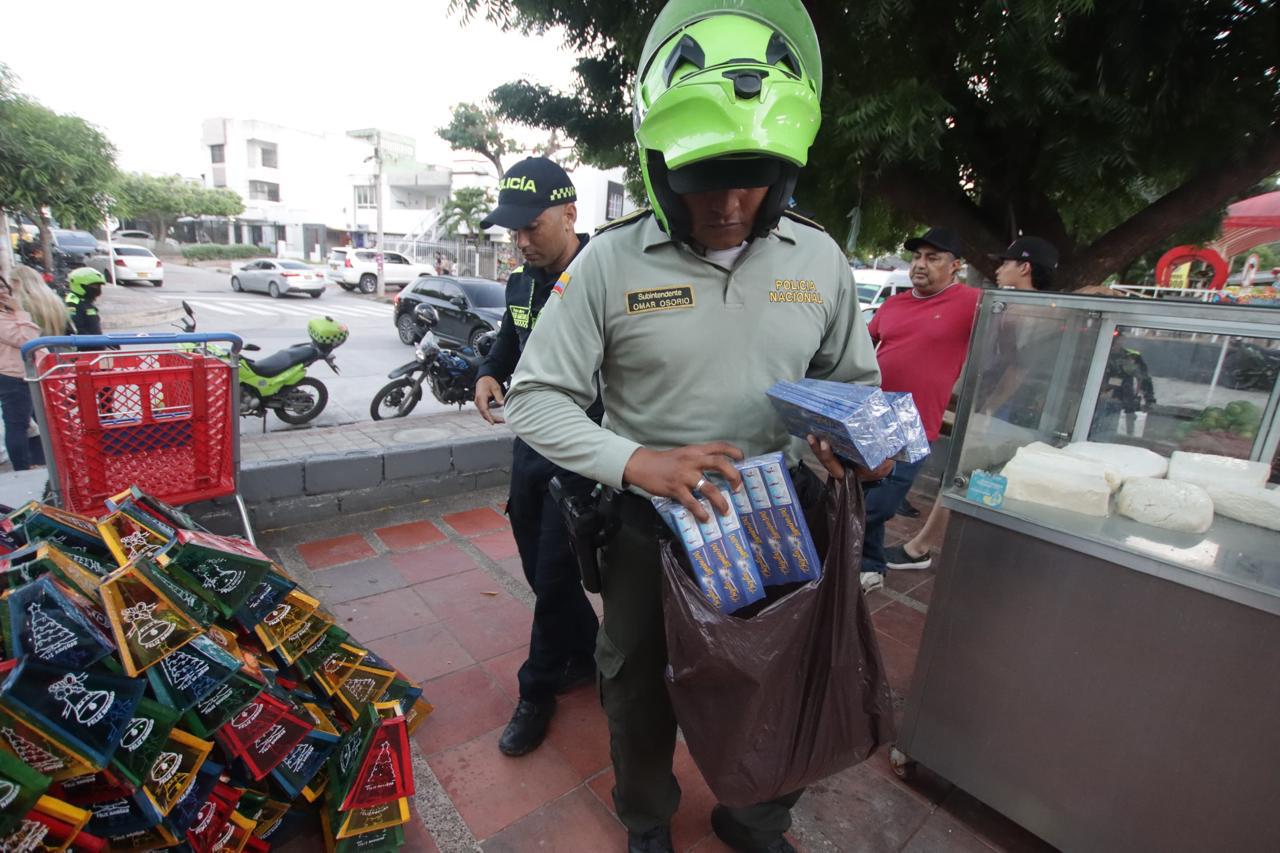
top-left (894, 291), bottom-right (1280, 853)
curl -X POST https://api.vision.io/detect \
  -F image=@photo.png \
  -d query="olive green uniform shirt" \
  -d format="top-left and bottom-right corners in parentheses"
top-left (504, 211), bottom-right (881, 490)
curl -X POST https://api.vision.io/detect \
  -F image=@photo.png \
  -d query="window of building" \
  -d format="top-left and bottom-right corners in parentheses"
top-left (355, 185), bottom-right (377, 207)
top-left (260, 143), bottom-right (278, 169)
top-left (209, 144), bottom-right (225, 164)
top-left (249, 181), bottom-right (280, 202)
top-left (606, 181), bottom-right (625, 220)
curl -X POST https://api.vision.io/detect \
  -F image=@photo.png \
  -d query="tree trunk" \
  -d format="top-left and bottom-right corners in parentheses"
top-left (1055, 134), bottom-right (1280, 291)
top-left (485, 152), bottom-right (505, 178)
top-left (0, 208), bottom-right (13, 278)
top-left (37, 212), bottom-right (54, 278)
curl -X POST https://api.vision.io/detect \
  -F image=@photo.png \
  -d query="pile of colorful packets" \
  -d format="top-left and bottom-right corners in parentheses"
top-left (0, 487), bottom-right (431, 851)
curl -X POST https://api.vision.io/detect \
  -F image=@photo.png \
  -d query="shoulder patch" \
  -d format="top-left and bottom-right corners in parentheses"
top-left (594, 208), bottom-right (653, 236)
top-left (781, 210), bottom-right (826, 232)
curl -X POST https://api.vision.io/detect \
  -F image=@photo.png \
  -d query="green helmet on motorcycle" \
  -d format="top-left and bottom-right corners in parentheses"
top-left (67, 267), bottom-right (107, 298)
top-left (633, 0), bottom-right (823, 242)
top-left (307, 316), bottom-right (349, 348)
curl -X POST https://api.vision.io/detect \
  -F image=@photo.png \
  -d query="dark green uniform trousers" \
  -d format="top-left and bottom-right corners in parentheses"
top-left (596, 494), bottom-right (803, 843)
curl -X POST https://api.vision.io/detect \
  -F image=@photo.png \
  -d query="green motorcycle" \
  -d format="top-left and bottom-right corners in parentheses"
top-left (178, 302), bottom-right (348, 425)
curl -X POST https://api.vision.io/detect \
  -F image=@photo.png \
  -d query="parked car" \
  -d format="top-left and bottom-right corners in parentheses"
top-left (88, 244), bottom-right (163, 286)
top-left (855, 269), bottom-right (912, 317)
top-left (51, 229), bottom-right (100, 268)
top-left (231, 259), bottom-right (325, 298)
top-left (327, 248), bottom-right (434, 293)
top-left (112, 230), bottom-right (157, 249)
top-left (393, 275), bottom-right (505, 348)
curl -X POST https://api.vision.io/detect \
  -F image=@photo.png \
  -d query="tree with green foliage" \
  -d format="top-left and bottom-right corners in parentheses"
top-left (111, 174), bottom-right (244, 246)
top-left (453, 0), bottom-right (1280, 290)
top-left (438, 103), bottom-right (517, 177)
top-left (440, 186), bottom-right (495, 241)
top-left (0, 63), bottom-right (119, 273)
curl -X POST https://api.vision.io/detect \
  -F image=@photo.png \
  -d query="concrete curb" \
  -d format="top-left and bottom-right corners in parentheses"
top-left (190, 434), bottom-right (515, 533)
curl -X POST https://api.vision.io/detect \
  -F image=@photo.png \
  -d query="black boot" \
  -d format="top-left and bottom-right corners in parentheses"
top-left (711, 805), bottom-right (796, 853)
top-left (628, 825), bottom-right (674, 853)
top-left (497, 698), bottom-right (555, 756)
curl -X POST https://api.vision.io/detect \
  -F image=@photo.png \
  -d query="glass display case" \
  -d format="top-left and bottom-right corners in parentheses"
top-left (945, 290), bottom-right (1280, 611)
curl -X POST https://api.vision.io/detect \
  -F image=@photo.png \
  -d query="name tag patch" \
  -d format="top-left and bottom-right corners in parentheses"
top-left (626, 286), bottom-right (695, 315)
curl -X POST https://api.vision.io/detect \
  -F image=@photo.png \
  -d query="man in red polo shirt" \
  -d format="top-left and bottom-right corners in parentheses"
top-left (861, 227), bottom-right (980, 587)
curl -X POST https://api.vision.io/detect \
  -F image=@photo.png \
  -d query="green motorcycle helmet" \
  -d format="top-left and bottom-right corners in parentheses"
top-left (67, 267), bottom-right (107, 297)
top-left (634, 0), bottom-right (823, 242)
top-left (308, 316), bottom-right (349, 348)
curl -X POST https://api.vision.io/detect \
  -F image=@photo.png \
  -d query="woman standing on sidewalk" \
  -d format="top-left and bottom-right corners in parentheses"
top-left (0, 268), bottom-right (50, 469)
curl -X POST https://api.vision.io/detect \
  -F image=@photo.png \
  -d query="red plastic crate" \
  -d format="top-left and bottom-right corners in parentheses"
top-left (34, 350), bottom-right (236, 515)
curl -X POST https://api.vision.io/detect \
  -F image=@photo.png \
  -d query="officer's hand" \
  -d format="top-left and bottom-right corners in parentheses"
top-left (806, 434), bottom-right (894, 482)
top-left (623, 443), bottom-right (744, 522)
top-left (473, 376), bottom-right (505, 425)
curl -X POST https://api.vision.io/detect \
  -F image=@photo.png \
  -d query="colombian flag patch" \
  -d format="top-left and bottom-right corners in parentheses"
top-left (551, 272), bottom-right (570, 297)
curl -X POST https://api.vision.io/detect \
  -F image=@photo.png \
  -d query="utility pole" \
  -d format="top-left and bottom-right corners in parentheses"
top-left (374, 130), bottom-right (385, 297)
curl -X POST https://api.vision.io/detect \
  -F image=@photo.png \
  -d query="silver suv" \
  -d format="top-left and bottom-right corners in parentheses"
top-left (326, 248), bottom-right (434, 293)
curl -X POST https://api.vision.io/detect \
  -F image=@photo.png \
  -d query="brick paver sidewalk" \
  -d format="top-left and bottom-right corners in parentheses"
top-left (265, 489), bottom-right (1055, 853)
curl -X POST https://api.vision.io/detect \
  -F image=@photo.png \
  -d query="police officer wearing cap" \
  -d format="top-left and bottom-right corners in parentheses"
top-left (991, 236), bottom-right (1060, 291)
top-left (504, 3), bottom-right (887, 851)
top-left (473, 157), bottom-right (601, 759)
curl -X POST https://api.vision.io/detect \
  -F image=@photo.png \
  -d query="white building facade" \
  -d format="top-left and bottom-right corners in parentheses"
top-left (200, 118), bottom-right (635, 268)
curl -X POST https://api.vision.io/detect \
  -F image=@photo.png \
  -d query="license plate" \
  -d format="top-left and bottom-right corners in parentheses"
top-left (135, 271), bottom-right (148, 277)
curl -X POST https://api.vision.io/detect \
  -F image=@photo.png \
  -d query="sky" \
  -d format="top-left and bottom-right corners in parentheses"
top-left (2, 0), bottom-right (582, 176)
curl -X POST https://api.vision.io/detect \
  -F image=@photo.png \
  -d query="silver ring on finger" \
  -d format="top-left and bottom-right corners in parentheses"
top-left (693, 476), bottom-right (708, 494)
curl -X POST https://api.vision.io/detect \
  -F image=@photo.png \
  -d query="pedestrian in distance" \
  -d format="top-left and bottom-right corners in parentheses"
top-left (472, 157), bottom-right (601, 758)
top-left (504, 2), bottom-right (889, 850)
top-left (0, 270), bottom-right (45, 470)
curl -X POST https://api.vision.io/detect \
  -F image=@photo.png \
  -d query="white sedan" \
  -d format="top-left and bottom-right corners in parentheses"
top-left (90, 244), bottom-right (164, 286)
top-left (231, 259), bottom-right (326, 298)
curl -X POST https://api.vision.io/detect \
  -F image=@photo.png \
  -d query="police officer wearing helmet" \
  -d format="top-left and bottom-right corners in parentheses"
top-left (472, 157), bottom-right (601, 758)
top-left (505, 3), bottom-right (887, 851)
top-left (65, 267), bottom-right (106, 337)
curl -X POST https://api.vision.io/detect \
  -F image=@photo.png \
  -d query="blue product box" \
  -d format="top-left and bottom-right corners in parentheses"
top-left (965, 470), bottom-right (1008, 508)
top-left (883, 392), bottom-right (931, 463)
top-left (735, 453), bottom-right (822, 584)
top-left (653, 497), bottom-right (765, 614)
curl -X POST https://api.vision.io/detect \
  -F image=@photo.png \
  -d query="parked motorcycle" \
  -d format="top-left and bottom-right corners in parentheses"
top-left (370, 304), bottom-right (495, 420)
top-left (178, 301), bottom-right (348, 425)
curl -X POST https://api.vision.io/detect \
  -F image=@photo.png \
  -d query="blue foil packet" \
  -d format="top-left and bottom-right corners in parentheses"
top-left (884, 392), bottom-right (931, 463)
top-left (766, 380), bottom-right (903, 469)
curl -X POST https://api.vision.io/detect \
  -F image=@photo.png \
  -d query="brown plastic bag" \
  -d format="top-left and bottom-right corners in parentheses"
top-left (660, 474), bottom-right (895, 807)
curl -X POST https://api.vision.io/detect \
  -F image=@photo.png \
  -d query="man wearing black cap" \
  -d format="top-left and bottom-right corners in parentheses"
top-left (473, 157), bottom-right (600, 757)
top-left (991, 236), bottom-right (1060, 291)
top-left (861, 227), bottom-right (980, 586)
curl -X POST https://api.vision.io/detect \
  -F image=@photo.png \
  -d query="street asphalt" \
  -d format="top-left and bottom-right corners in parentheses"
top-left (114, 263), bottom-right (469, 433)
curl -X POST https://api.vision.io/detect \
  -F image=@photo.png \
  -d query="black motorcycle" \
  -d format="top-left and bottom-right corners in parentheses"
top-left (370, 305), bottom-right (496, 420)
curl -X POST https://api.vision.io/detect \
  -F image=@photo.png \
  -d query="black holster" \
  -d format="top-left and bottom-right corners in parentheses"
top-left (548, 475), bottom-right (620, 594)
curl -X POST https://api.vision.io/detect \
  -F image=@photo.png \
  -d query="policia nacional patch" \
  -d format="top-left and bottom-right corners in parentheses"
top-left (625, 286), bottom-right (696, 315)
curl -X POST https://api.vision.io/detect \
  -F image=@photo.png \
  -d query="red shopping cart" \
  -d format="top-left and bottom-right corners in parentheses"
top-left (21, 333), bottom-right (253, 542)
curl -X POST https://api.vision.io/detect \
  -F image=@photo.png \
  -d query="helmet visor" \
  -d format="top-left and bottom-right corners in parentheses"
top-left (667, 157), bottom-right (782, 193)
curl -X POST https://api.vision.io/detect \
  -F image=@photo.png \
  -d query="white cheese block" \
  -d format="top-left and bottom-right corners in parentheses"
top-left (1203, 484), bottom-right (1280, 532)
top-left (1062, 442), bottom-right (1169, 482)
top-left (1116, 478), bottom-right (1214, 534)
top-left (1010, 442), bottom-right (1123, 492)
top-left (1002, 451), bottom-right (1114, 517)
top-left (1168, 451), bottom-right (1269, 490)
